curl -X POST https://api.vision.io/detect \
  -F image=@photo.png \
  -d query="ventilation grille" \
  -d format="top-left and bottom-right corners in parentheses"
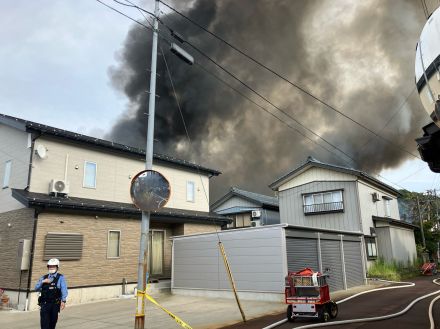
top-left (43, 233), bottom-right (83, 260)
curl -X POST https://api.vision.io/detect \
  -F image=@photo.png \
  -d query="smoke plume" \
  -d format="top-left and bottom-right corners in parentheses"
top-left (107, 0), bottom-right (431, 200)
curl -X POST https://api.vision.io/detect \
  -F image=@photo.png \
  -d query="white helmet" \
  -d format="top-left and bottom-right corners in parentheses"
top-left (47, 258), bottom-right (60, 267)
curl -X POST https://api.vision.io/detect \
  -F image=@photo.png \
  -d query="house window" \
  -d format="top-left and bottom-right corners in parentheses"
top-left (2, 160), bottom-right (12, 189)
top-left (107, 231), bottom-right (121, 258)
top-left (303, 190), bottom-right (343, 214)
top-left (365, 237), bottom-right (377, 259)
top-left (83, 161), bottom-right (97, 188)
top-left (383, 198), bottom-right (391, 217)
top-left (186, 181), bottom-right (195, 202)
top-left (44, 233), bottom-right (83, 260)
top-left (149, 230), bottom-right (164, 275)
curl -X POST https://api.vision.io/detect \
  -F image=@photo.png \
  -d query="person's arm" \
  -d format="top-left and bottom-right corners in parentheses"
top-left (35, 276), bottom-right (48, 291)
top-left (58, 275), bottom-right (68, 310)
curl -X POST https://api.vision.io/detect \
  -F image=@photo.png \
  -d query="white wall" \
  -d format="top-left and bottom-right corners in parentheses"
top-left (29, 137), bottom-right (211, 212)
top-left (357, 180), bottom-right (400, 235)
top-left (0, 125), bottom-right (30, 212)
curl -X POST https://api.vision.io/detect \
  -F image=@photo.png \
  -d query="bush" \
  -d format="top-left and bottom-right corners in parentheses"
top-left (367, 257), bottom-right (421, 281)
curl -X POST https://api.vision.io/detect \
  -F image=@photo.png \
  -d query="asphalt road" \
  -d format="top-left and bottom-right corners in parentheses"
top-left (221, 276), bottom-right (440, 329)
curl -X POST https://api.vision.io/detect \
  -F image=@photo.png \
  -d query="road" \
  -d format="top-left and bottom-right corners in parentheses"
top-left (221, 276), bottom-right (440, 329)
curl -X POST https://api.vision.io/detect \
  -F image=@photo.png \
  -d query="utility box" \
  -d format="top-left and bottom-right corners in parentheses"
top-left (17, 239), bottom-right (31, 271)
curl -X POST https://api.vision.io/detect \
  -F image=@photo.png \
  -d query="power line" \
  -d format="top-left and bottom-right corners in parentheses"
top-left (97, 0), bottom-right (420, 192)
top-left (158, 0), bottom-right (422, 161)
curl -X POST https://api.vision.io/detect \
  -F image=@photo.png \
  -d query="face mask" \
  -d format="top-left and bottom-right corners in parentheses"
top-left (48, 269), bottom-right (57, 274)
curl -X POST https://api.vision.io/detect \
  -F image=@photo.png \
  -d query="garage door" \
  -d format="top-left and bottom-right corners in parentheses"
top-left (321, 239), bottom-right (344, 291)
top-left (286, 238), bottom-right (319, 272)
top-left (343, 241), bottom-right (364, 288)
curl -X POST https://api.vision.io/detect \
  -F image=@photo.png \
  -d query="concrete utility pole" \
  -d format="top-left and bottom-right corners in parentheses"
top-left (416, 195), bottom-right (426, 250)
top-left (135, 1), bottom-right (160, 328)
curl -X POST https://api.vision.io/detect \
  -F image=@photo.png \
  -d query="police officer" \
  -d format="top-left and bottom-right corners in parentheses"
top-left (35, 258), bottom-right (68, 329)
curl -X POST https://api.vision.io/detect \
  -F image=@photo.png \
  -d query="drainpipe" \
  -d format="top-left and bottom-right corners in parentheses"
top-left (25, 210), bottom-right (39, 311)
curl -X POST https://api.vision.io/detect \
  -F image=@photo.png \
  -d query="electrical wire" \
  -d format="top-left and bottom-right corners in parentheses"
top-left (98, 0), bottom-right (418, 193)
top-left (158, 0), bottom-right (422, 161)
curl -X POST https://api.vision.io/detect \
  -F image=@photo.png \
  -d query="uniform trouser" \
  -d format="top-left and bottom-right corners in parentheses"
top-left (40, 302), bottom-right (60, 329)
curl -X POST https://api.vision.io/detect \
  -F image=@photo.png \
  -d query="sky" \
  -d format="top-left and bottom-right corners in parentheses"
top-left (1, 0), bottom-right (440, 200)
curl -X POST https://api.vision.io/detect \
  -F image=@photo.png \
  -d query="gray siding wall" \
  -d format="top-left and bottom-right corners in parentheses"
top-left (279, 181), bottom-right (361, 232)
top-left (173, 226), bottom-right (285, 292)
top-left (213, 196), bottom-right (259, 213)
top-left (375, 226), bottom-right (392, 261)
top-left (261, 209), bottom-right (280, 225)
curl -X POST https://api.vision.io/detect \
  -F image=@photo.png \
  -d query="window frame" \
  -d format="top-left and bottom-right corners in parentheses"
top-left (365, 236), bottom-right (377, 260)
top-left (149, 229), bottom-right (165, 275)
top-left (302, 189), bottom-right (344, 215)
top-left (383, 197), bottom-right (391, 218)
top-left (107, 230), bottom-right (121, 259)
top-left (83, 161), bottom-right (97, 189)
top-left (2, 160), bottom-right (12, 189)
top-left (186, 181), bottom-right (195, 202)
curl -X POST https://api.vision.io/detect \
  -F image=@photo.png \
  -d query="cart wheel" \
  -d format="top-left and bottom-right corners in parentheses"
top-left (286, 305), bottom-right (295, 322)
top-left (328, 301), bottom-right (338, 319)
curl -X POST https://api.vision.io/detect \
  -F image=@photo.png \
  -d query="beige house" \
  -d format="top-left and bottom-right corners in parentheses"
top-left (0, 114), bottom-right (229, 310)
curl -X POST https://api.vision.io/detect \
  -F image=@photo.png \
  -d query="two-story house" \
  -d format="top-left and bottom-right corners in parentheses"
top-left (269, 156), bottom-right (418, 267)
top-left (0, 114), bottom-right (229, 310)
top-left (211, 187), bottom-right (280, 228)
top-left (170, 157), bottom-right (417, 302)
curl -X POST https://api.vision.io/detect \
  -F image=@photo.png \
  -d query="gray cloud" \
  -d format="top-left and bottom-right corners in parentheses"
top-left (106, 0), bottom-right (430, 200)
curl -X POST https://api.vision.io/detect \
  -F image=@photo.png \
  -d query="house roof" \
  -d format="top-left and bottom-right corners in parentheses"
top-left (12, 189), bottom-right (231, 225)
top-left (372, 216), bottom-right (419, 230)
top-left (0, 113), bottom-right (221, 176)
top-left (269, 156), bottom-right (400, 196)
top-left (211, 187), bottom-right (279, 210)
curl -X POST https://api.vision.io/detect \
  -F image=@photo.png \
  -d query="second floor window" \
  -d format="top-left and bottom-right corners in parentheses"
top-left (83, 161), bottom-right (97, 188)
top-left (186, 181), bottom-right (195, 202)
top-left (303, 190), bottom-right (343, 215)
top-left (2, 160), bottom-right (12, 188)
top-left (383, 198), bottom-right (391, 217)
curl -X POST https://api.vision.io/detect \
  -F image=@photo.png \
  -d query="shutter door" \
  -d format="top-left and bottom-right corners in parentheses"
top-left (286, 238), bottom-right (319, 272)
top-left (343, 241), bottom-right (364, 288)
top-left (321, 239), bottom-right (344, 291)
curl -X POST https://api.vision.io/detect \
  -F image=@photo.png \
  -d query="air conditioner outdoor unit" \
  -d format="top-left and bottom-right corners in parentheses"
top-left (251, 220), bottom-right (261, 227)
top-left (372, 193), bottom-right (380, 202)
top-left (251, 210), bottom-right (261, 218)
top-left (49, 179), bottom-right (70, 197)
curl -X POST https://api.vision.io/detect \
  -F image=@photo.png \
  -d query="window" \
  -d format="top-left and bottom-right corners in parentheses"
top-left (365, 237), bottom-right (377, 259)
top-left (107, 231), bottom-right (121, 258)
top-left (149, 230), bottom-right (164, 275)
top-left (383, 198), bottom-right (391, 217)
top-left (2, 160), bottom-right (12, 188)
top-left (303, 190), bottom-right (344, 214)
top-left (186, 181), bottom-right (195, 202)
top-left (83, 161), bottom-right (97, 188)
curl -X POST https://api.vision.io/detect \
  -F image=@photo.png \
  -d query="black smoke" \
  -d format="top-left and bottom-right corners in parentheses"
top-left (107, 0), bottom-right (431, 200)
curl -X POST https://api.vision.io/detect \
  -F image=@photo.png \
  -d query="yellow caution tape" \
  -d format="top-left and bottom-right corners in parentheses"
top-left (136, 290), bottom-right (193, 329)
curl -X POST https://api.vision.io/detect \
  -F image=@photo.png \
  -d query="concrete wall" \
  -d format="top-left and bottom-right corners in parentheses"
top-left (357, 180), bottom-right (400, 234)
top-left (0, 125), bottom-right (30, 212)
top-left (278, 167), bottom-right (356, 191)
top-left (278, 181), bottom-right (361, 232)
top-left (29, 137), bottom-right (211, 212)
top-left (172, 226), bottom-right (285, 296)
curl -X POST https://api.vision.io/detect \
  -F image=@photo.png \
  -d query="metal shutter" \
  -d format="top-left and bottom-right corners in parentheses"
top-left (286, 238), bottom-right (319, 272)
top-left (321, 239), bottom-right (344, 291)
top-left (44, 233), bottom-right (83, 260)
top-left (343, 241), bottom-right (364, 288)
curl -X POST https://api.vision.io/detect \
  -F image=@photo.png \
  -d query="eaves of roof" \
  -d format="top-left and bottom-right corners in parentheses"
top-left (372, 216), bottom-right (418, 230)
top-left (211, 187), bottom-right (279, 210)
top-left (0, 114), bottom-right (221, 176)
top-left (269, 157), bottom-right (400, 196)
top-left (11, 189), bottom-right (231, 225)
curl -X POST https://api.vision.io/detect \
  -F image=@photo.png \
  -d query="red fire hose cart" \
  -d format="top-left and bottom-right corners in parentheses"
top-left (285, 268), bottom-right (338, 322)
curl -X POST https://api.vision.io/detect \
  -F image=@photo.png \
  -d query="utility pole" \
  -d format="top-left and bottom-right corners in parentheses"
top-left (135, 1), bottom-right (160, 328)
top-left (416, 195), bottom-right (426, 250)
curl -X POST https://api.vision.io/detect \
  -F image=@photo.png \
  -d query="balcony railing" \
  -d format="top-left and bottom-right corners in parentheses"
top-left (303, 201), bottom-right (344, 214)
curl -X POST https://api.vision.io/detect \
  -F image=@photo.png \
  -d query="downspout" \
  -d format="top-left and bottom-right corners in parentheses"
top-left (25, 210), bottom-right (39, 311)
